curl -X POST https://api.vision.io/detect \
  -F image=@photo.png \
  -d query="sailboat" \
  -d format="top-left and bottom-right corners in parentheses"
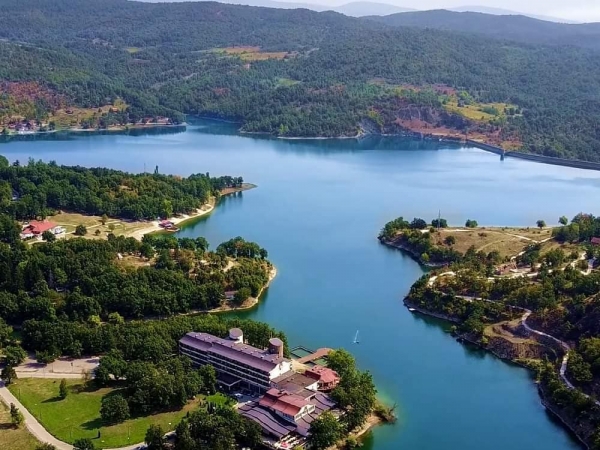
top-left (353, 330), bottom-right (360, 344)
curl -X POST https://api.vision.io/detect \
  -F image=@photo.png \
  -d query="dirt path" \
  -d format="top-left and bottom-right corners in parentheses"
top-left (425, 271), bottom-right (600, 406)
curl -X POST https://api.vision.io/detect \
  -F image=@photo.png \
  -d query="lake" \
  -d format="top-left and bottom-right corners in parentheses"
top-left (3, 119), bottom-right (600, 450)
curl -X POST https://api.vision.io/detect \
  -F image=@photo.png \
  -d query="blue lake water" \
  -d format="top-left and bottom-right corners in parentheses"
top-left (3, 119), bottom-right (599, 450)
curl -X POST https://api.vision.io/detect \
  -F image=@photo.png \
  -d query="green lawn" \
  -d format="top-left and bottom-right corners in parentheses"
top-left (8, 379), bottom-right (202, 448)
top-left (206, 392), bottom-right (234, 407)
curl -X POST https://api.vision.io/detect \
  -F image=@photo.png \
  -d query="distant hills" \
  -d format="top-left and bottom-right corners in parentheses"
top-left (446, 6), bottom-right (579, 24)
top-left (137, 0), bottom-right (577, 21)
top-left (2, 0), bottom-right (600, 160)
top-left (367, 10), bottom-right (600, 50)
top-left (138, 0), bottom-right (413, 16)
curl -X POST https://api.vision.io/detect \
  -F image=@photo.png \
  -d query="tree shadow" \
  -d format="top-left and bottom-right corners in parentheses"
top-left (42, 396), bottom-right (63, 404)
top-left (0, 422), bottom-right (15, 430)
top-left (81, 417), bottom-right (103, 431)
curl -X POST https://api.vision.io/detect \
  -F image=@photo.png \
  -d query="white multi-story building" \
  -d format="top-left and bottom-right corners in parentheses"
top-left (179, 328), bottom-right (292, 393)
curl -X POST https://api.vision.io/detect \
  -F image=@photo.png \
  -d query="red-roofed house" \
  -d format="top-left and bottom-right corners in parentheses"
top-left (591, 237), bottom-right (600, 246)
top-left (305, 366), bottom-right (340, 391)
top-left (21, 221), bottom-right (65, 239)
top-left (259, 389), bottom-right (315, 423)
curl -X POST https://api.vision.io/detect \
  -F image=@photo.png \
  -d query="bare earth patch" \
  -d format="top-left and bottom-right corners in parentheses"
top-left (432, 227), bottom-right (552, 259)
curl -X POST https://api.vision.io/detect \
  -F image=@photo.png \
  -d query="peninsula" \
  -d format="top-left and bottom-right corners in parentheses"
top-left (380, 213), bottom-right (600, 449)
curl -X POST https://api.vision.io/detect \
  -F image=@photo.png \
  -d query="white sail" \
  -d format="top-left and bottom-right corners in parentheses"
top-left (353, 330), bottom-right (360, 344)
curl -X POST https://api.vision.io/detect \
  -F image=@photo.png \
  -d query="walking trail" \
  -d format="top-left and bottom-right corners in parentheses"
top-left (427, 267), bottom-right (600, 407)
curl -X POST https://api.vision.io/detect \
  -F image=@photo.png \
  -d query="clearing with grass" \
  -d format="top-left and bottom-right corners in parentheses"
top-left (0, 400), bottom-right (39, 450)
top-left (8, 378), bottom-right (203, 448)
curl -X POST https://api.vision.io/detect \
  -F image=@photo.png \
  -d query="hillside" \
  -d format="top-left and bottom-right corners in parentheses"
top-left (1, 0), bottom-right (600, 161)
top-left (367, 10), bottom-right (600, 50)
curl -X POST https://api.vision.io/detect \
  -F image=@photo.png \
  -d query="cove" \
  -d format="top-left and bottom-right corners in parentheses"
top-left (3, 119), bottom-right (600, 450)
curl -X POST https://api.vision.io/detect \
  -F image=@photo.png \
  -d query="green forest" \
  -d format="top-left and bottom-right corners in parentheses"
top-left (0, 156), bottom-right (242, 220)
top-left (0, 0), bottom-right (599, 160)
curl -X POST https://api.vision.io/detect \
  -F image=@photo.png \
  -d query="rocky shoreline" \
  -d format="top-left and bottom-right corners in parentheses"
top-left (378, 237), bottom-right (446, 268)
top-left (403, 296), bottom-right (591, 449)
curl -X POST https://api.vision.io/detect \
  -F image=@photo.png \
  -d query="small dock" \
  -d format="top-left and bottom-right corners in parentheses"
top-left (291, 346), bottom-right (332, 365)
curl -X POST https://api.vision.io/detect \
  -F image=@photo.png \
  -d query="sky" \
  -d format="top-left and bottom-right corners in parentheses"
top-left (279, 0), bottom-right (600, 22)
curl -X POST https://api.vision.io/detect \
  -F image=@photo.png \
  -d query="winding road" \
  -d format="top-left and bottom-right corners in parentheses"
top-left (428, 266), bottom-right (600, 407)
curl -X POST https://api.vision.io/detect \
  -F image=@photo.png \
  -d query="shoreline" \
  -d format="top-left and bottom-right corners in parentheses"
top-left (378, 237), bottom-right (446, 268)
top-left (1, 122), bottom-right (187, 138)
top-left (128, 183), bottom-right (256, 241)
top-left (209, 265), bottom-right (277, 313)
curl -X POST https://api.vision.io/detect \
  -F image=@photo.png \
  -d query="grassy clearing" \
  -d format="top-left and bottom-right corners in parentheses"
top-left (276, 78), bottom-right (300, 87)
top-left (0, 400), bottom-right (39, 450)
top-left (48, 211), bottom-right (150, 238)
top-left (214, 46), bottom-right (288, 61)
top-left (50, 99), bottom-right (127, 129)
top-left (8, 378), bottom-right (202, 449)
top-left (444, 99), bottom-right (514, 122)
top-left (432, 227), bottom-right (552, 259)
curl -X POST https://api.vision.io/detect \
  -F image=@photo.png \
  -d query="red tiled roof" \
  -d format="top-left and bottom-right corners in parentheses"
top-left (259, 389), bottom-right (310, 417)
top-left (305, 366), bottom-right (340, 384)
top-left (591, 237), bottom-right (600, 245)
top-left (25, 220), bottom-right (58, 234)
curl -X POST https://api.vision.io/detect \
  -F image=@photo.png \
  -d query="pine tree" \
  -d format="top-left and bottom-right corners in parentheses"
top-left (59, 378), bottom-right (68, 399)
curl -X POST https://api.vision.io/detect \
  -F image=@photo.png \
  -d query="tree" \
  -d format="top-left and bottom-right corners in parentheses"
top-left (145, 424), bottom-right (166, 450)
top-left (0, 318), bottom-right (13, 348)
top-left (197, 365), bottom-right (217, 394)
top-left (140, 243), bottom-right (155, 259)
top-left (42, 230), bottom-right (56, 242)
top-left (559, 216), bottom-right (569, 226)
top-left (4, 345), bottom-right (26, 367)
top-left (465, 219), bottom-right (478, 228)
top-left (94, 229), bottom-right (101, 236)
top-left (233, 287), bottom-right (252, 306)
top-left (107, 312), bottom-right (125, 325)
top-left (108, 223), bottom-right (116, 232)
top-left (308, 411), bottom-right (343, 449)
top-left (174, 421), bottom-right (195, 450)
top-left (537, 220), bottom-right (546, 229)
top-left (1, 365), bottom-right (17, 385)
top-left (326, 349), bottom-right (355, 379)
top-left (75, 225), bottom-right (88, 236)
top-left (10, 403), bottom-right (24, 428)
top-left (59, 378), bottom-right (68, 399)
top-left (100, 394), bottom-right (130, 424)
top-left (431, 218), bottom-right (448, 228)
top-left (444, 236), bottom-right (456, 246)
top-left (101, 214), bottom-right (108, 225)
top-left (410, 218), bottom-right (427, 230)
top-left (73, 438), bottom-right (95, 450)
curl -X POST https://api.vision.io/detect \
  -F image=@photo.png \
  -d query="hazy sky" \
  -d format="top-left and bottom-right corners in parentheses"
top-left (283, 0), bottom-right (600, 22)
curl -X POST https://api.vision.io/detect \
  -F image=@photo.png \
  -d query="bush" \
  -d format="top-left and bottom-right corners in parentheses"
top-left (75, 225), bottom-right (88, 236)
top-left (444, 236), bottom-right (456, 246)
top-left (42, 230), bottom-right (56, 242)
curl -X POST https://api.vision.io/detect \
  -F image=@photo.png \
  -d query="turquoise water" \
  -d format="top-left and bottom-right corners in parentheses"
top-left (3, 119), bottom-right (599, 450)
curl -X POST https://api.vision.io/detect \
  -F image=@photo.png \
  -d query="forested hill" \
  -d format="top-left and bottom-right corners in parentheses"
top-left (1, 0), bottom-right (600, 161)
top-left (366, 10), bottom-right (600, 50)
